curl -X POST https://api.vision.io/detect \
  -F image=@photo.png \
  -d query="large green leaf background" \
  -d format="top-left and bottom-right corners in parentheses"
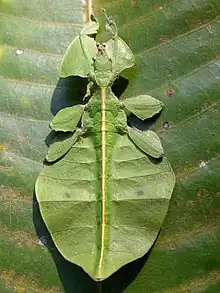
top-left (0, 0), bottom-right (220, 292)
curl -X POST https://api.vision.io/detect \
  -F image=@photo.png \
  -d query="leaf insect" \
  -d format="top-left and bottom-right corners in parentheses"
top-left (35, 12), bottom-right (175, 281)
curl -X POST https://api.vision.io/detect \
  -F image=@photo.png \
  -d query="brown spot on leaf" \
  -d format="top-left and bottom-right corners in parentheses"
top-left (194, 21), bottom-right (203, 29)
top-left (0, 186), bottom-right (31, 204)
top-left (166, 88), bottom-right (175, 97)
top-left (156, 6), bottom-right (163, 12)
top-left (208, 209), bottom-right (219, 215)
top-left (26, 238), bottom-right (37, 249)
top-left (0, 187), bottom-right (22, 199)
top-left (160, 37), bottom-right (169, 44)
top-left (206, 24), bottom-right (213, 34)
top-left (169, 242), bottom-right (176, 251)
top-left (173, 200), bottom-right (180, 207)
top-left (163, 121), bottom-right (171, 129)
top-left (161, 222), bottom-right (219, 253)
top-left (161, 270), bottom-right (220, 293)
top-left (0, 165), bottom-right (12, 172)
top-left (197, 191), bottom-right (202, 197)
top-left (187, 200), bottom-right (194, 208)
top-left (0, 226), bottom-right (37, 249)
top-left (0, 270), bottom-right (61, 293)
top-left (196, 189), bottom-right (208, 198)
top-left (176, 164), bottom-right (197, 181)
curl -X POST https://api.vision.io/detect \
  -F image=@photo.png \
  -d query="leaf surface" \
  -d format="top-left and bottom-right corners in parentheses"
top-left (1, 0), bottom-right (220, 292)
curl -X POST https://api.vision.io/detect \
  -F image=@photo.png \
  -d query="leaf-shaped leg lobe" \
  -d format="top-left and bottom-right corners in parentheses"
top-left (123, 95), bottom-right (164, 120)
top-left (128, 127), bottom-right (164, 158)
top-left (50, 104), bottom-right (85, 132)
top-left (46, 129), bottom-right (82, 162)
top-left (115, 110), bottom-right (127, 134)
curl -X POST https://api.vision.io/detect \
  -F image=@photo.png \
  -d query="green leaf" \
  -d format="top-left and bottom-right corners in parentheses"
top-left (2, 0), bottom-right (220, 292)
top-left (50, 104), bottom-right (84, 132)
top-left (36, 134), bottom-right (175, 280)
top-left (46, 130), bottom-right (80, 162)
top-left (123, 95), bottom-right (164, 120)
top-left (128, 127), bottom-right (164, 158)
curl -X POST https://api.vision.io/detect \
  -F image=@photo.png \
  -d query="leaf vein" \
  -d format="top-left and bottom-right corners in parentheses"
top-left (0, 11), bottom-right (83, 28)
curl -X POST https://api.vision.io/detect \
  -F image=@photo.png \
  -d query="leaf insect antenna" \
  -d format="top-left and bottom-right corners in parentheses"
top-left (102, 8), bottom-right (118, 39)
top-left (102, 9), bottom-right (119, 68)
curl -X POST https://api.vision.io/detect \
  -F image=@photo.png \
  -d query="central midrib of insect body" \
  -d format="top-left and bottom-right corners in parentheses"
top-left (100, 86), bottom-right (107, 274)
top-left (85, 87), bottom-right (122, 277)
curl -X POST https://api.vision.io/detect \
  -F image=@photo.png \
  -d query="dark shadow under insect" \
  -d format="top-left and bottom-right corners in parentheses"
top-left (33, 74), bottom-right (163, 293)
top-left (50, 76), bottom-right (88, 116)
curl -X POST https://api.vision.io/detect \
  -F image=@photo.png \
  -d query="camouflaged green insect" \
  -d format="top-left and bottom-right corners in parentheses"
top-left (35, 13), bottom-right (175, 281)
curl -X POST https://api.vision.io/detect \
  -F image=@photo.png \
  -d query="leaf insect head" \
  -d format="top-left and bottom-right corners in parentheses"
top-left (90, 42), bottom-right (117, 87)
